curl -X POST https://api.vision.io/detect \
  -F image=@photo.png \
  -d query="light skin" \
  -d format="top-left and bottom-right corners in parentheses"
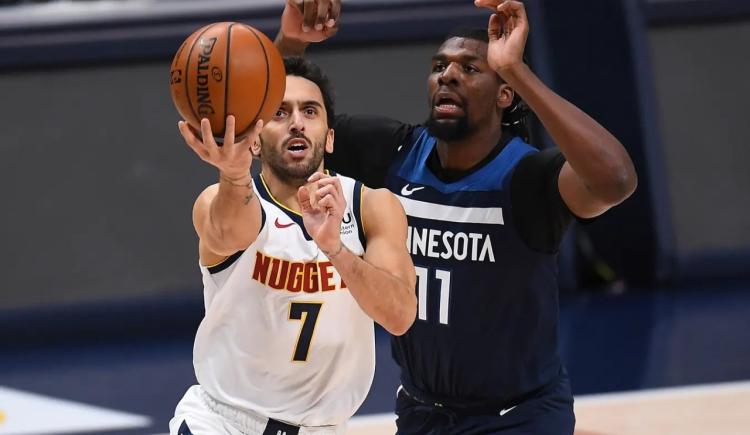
top-left (276, 0), bottom-right (638, 219)
top-left (179, 74), bottom-right (417, 336)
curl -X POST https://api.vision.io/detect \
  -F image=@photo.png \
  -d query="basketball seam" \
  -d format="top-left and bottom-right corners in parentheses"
top-left (243, 25), bottom-right (271, 126)
top-left (220, 23), bottom-right (235, 138)
top-left (185, 24), bottom-right (219, 126)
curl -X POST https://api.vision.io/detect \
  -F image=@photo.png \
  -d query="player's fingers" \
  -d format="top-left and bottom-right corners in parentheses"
top-left (200, 118), bottom-right (219, 148)
top-left (320, 174), bottom-right (344, 198)
top-left (317, 193), bottom-right (336, 211)
top-left (505, 12), bottom-right (514, 36)
top-left (223, 115), bottom-right (236, 146)
top-left (327, 0), bottom-right (340, 28)
top-left (307, 171), bottom-right (327, 183)
top-left (474, 0), bottom-right (503, 12)
top-left (316, 179), bottom-right (344, 209)
top-left (297, 186), bottom-right (313, 213)
top-left (179, 121), bottom-right (208, 151)
top-left (315, 0), bottom-right (329, 31)
top-left (488, 13), bottom-right (502, 41)
top-left (312, 174), bottom-right (337, 185)
top-left (315, 176), bottom-right (344, 198)
top-left (315, 184), bottom-right (337, 201)
top-left (509, 1), bottom-right (528, 29)
top-left (302, 0), bottom-right (317, 31)
top-left (179, 121), bottom-right (212, 160)
top-left (497, 0), bottom-right (525, 17)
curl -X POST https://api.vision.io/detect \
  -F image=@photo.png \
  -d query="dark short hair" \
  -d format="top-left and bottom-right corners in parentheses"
top-left (442, 27), bottom-right (532, 143)
top-left (283, 56), bottom-right (336, 127)
top-left (444, 27), bottom-right (489, 44)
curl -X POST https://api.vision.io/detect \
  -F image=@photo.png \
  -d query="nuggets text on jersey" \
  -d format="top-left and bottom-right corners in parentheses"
top-left (252, 251), bottom-right (348, 293)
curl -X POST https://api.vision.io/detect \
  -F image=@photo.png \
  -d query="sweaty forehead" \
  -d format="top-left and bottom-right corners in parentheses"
top-left (283, 75), bottom-right (324, 106)
top-left (436, 37), bottom-right (488, 60)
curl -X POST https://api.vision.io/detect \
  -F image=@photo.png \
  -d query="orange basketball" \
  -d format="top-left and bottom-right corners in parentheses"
top-left (169, 22), bottom-right (286, 139)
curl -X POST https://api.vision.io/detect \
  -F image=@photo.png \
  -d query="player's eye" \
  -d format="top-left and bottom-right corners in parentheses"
top-left (464, 64), bottom-right (479, 73)
top-left (304, 107), bottom-right (318, 117)
top-left (274, 109), bottom-right (288, 119)
top-left (432, 63), bottom-right (446, 73)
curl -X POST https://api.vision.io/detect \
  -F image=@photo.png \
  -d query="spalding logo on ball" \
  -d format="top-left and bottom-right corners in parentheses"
top-left (170, 22), bottom-right (286, 139)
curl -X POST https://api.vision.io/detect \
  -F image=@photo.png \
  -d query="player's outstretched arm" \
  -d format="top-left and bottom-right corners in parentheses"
top-left (180, 116), bottom-right (264, 264)
top-left (299, 173), bottom-right (417, 336)
top-left (481, 0), bottom-right (637, 218)
top-left (275, 0), bottom-right (341, 56)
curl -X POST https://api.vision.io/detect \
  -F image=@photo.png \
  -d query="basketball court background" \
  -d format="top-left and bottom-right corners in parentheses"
top-left (1, 0), bottom-right (749, 434)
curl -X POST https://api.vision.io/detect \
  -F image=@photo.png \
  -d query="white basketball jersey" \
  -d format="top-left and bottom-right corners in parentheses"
top-left (193, 172), bottom-right (375, 427)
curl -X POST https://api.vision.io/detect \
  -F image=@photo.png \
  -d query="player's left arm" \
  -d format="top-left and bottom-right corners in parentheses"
top-left (355, 186), bottom-right (417, 335)
top-left (479, 0), bottom-right (637, 218)
top-left (299, 173), bottom-right (417, 336)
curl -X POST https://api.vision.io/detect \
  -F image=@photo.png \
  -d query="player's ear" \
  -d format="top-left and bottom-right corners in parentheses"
top-left (251, 135), bottom-right (263, 157)
top-left (497, 84), bottom-right (514, 110)
top-left (325, 128), bottom-right (334, 154)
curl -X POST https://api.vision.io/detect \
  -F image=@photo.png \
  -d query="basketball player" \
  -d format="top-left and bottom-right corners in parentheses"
top-left (169, 57), bottom-right (416, 435)
top-left (276, 1), bottom-right (637, 433)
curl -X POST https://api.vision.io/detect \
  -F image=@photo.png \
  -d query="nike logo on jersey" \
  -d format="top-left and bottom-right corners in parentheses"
top-left (499, 405), bottom-right (516, 416)
top-left (274, 217), bottom-right (295, 229)
top-left (401, 184), bottom-right (425, 196)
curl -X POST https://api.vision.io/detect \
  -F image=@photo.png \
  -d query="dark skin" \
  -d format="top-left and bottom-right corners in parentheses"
top-left (277, 0), bottom-right (638, 219)
top-left (428, 37), bottom-right (515, 171)
top-left (275, 0), bottom-right (341, 55)
top-left (478, 0), bottom-right (637, 218)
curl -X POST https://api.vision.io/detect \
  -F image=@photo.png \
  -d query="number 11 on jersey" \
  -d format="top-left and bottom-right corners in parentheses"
top-left (415, 266), bottom-right (451, 325)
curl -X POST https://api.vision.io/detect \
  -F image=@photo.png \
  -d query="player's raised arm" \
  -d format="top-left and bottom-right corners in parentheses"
top-left (299, 173), bottom-right (417, 336)
top-left (275, 0), bottom-right (341, 56)
top-left (180, 116), bottom-right (264, 262)
top-left (482, 0), bottom-right (637, 218)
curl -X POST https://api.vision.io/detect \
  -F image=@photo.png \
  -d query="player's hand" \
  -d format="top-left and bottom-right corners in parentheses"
top-left (481, 1), bottom-right (529, 75)
top-left (298, 172), bottom-right (345, 255)
top-left (179, 115), bottom-right (263, 179)
top-left (281, 0), bottom-right (340, 43)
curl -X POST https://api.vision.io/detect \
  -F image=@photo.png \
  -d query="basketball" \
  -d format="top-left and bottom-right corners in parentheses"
top-left (169, 22), bottom-right (286, 139)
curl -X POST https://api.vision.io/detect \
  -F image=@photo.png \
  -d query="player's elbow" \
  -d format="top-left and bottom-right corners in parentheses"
top-left (384, 292), bottom-right (417, 336)
top-left (598, 164), bottom-right (638, 206)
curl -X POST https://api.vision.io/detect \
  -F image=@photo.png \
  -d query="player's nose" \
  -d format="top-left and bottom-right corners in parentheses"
top-left (438, 62), bottom-right (461, 86)
top-left (289, 109), bottom-right (305, 132)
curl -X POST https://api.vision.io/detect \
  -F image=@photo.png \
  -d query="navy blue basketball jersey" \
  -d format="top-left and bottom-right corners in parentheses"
top-left (386, 127), bottom-right (563, 403)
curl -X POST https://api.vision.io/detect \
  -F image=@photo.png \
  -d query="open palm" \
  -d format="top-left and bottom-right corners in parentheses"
top-left (477, 1), bottom-right (529, 73)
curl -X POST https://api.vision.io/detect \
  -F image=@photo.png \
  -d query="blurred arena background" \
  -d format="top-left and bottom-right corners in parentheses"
top-left (1, 0), bottom-right (749, 434)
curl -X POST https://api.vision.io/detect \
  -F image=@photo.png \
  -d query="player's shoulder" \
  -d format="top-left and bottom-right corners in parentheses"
top-left (361, 186), bottom-right (403, 218)
top-left (511, 147), bottom-right (566, 185)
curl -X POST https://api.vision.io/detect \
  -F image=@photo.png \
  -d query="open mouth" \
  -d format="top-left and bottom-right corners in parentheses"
top-left (285, 137), bottom-right (310, 155)
top-left (433, 91), bottom-right (465, 117)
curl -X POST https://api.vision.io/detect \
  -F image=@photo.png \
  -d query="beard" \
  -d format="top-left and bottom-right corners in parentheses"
top-left (262, 133), bottom-right (326, 184)
top-left (425, 112), bottom-right (471, 141)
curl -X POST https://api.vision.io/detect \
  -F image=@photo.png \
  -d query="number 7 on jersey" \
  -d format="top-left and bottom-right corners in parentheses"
top-left (289, 302), bottom-right (322, 362)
